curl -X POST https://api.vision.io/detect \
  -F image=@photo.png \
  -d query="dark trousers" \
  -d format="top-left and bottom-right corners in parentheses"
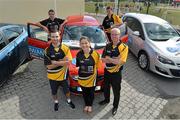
top-left (103, 69), bottom-right (122, 108)
top-left (81, 86), bottom-right (95, 106)
top-left (49, 79), bottom-right (69, 95)
top-left (106, 33), bottom-right (112, 42)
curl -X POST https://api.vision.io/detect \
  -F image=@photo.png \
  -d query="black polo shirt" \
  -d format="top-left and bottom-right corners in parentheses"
top-left (102, 42), bottom-right (128, 73)
top-left (40, 18), bottom-right (64, 32)
top-left (102, 14), bottom-right (114, 30)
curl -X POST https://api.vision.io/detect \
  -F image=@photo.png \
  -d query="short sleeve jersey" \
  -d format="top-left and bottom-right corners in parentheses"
top-left (102, 42), bottom-right (128, 73)
top-left (44, 43), bottom-right (72, 81)
top-left (40, 18), bottom-right (64, 32)
top-left (76, 49), bottom-right (100, 87)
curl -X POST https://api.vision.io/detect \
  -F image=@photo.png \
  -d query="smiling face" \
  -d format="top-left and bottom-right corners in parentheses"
top-left (50, 32), bottom-right (60, 45)
top-left (106, 7), bottom-right (113, 16)
top-left (48, 11), bottom-right (55, 20)
top-left (80, 37), bottom-right (91, 52)
top-left (111, 28), bottom-right (121, 44)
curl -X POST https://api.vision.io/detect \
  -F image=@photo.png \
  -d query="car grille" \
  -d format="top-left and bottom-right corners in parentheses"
top-left (177, 63), bottom-right (180, 67)
top-left (170, 69), bottom-right (180, 77)
top-left (155, 66), bottom-right (169, 75)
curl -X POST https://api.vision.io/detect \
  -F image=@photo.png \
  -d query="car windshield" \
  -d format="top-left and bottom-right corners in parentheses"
top-left (62, 25), bottom-right (107, 48)
top-left (144, 23), bottom-right (180, 41)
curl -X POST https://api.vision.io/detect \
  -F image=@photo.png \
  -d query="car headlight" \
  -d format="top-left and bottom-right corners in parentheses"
top-left (157, 55), bottom-right (175, 65)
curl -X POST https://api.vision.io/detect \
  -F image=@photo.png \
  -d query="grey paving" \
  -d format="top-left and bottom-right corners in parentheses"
top-left (0, 53), bottom-right (170, 119)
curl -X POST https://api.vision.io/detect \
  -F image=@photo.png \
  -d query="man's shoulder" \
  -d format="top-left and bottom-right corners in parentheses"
top-left (55, 18), bottom-right (64, 21)
top-left (104, 15), bottom-right (109, 19)
top-left (45, 46), bottom-right (51, 54)
top-left (40, 18), bottom-right (50, 22)
top-left (61, 44), bottom-right (70, 49)
top-left (118, 42), bottom-right (128, 51)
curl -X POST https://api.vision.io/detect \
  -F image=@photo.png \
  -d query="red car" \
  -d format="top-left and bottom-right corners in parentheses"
top-left (27, 15), bottom-right (107, 94)
top-left (27, 15), bottom-right (128, 94)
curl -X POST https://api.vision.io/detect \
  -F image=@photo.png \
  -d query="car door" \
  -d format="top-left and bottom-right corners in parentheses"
top-left (124, 17), bottom-right (145, 56)
top-left (27, 23), bottom-right (50, 59)
top-left (0, 33), bottom-right (9, 85)
top-left (7, 26), bottom-right (29, 65)
top-left (3, 26), bottom-right (28, 74)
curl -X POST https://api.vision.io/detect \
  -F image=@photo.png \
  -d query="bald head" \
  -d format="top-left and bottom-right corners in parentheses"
top-left (111, 28), bottom-right (121, 34)
top-left (111, 28), bottom-right (121, 43)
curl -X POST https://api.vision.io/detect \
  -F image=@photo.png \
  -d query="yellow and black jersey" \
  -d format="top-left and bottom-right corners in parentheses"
top-left (76, 49), bottom-right (100, 87)
top-left (102, 14), bottom-right (123, 33)
top-left (44, 43), bottom-right (72, 81)
top-left (102, 42), bottom-right (128, 73)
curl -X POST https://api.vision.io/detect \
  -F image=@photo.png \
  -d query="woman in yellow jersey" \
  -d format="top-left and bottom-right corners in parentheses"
top-left (76, 36), bottom-right (100, 113)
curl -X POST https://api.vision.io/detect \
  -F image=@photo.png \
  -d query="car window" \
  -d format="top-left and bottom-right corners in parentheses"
top-left (3, 27), bottom-right (21, 43)
top-left (0, 34), bottom-right (6, 50)
top-left (62, 26), bottom-right (107, 43)
top-left (124, 17), bottom-right (134, 29)
top-left (126, 17), bottom-right (145, 39)
top-left (144, 23), bottom-right (180, 41)
top-left (30, 26), bottom-right (48, 42)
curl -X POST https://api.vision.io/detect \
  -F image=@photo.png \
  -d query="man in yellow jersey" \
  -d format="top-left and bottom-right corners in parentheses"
top-left (102, 6), bottom-right (123, 42)
top-left (44, 30), bottom-right (75, 111)
top-left (99, 28), bottom-right (128, 115)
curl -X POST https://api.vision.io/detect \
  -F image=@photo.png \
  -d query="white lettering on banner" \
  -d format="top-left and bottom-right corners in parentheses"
top-left (28, 46), bottom-right (44, 58)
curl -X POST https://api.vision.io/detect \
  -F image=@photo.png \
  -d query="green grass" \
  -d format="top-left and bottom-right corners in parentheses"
top-left (85, 2), bottom-right (180, 26)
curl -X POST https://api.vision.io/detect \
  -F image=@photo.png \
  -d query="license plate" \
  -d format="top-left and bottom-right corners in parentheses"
top-left (95, 86), bottom-right (101, 91)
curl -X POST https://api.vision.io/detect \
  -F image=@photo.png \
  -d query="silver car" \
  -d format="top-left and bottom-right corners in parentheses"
top-left (123, 13), bottom-right (180, 78)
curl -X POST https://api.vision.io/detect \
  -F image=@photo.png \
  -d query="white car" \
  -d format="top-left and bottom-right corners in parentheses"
top-left (123, 13), bottom-right (180, 78)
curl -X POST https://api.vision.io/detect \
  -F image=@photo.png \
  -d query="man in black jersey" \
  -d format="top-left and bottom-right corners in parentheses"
top-left (99, 28), bottom-right (128, 116)
top-left (36, 9), bottom-right (65, 34)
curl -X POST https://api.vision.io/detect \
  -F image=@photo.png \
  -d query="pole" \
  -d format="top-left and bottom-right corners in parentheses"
top-left (54, 0), bottom-right (57, 14)
top-left (115, 0), bottom-right (118, 13)
top-left (117, 0), bottom-right (120, 15)
top-left (146, 0), bottom-right (150, 14)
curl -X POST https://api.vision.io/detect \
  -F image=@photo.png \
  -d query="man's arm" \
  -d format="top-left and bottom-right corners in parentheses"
top-left (59, 19), bottom-right (67, 32)
top-left (101, 46), bottom-right (112, 63)
top-left (47, 59), bottom-right (69, 69)
top-left (44, 49), bottom-right (69, 69)
top-left (106, 45), bottom-right (128, 65)
top-left (36, 20), bottom-right (49, 33)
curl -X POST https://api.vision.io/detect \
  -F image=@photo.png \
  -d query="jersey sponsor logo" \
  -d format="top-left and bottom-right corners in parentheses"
top-left (107, 50), bottom-right (111, 53)
top-left (50, 55), bottom-right (55, 57)
top-left (80, 60), bottom-right (84, 63)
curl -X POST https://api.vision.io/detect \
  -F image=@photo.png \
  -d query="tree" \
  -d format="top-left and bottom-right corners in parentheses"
top-left (146, 0), bottom-right (151, 14)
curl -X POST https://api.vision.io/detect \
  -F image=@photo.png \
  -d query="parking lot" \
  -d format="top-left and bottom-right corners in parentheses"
top-left (1, 52), bottom-right (177, 119)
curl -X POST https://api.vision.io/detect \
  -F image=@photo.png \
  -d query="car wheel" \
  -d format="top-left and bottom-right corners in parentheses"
top-left (138, 52), bottom-right (149, 71)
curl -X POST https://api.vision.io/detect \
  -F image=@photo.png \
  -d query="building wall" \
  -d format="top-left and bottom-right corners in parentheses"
top-left (0, 0), bottom-right (84, 24)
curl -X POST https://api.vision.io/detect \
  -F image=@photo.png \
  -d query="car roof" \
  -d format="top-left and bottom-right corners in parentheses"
top-left (66, 15), bottom-right (100, 26)
top-left (124, 13), bottom-right (168, 24)
top-left (0, 23), bottom-right (25, 31)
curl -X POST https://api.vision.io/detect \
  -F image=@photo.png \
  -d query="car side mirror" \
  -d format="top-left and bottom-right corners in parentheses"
top-left (133, 31), bottom-right (140, 36)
